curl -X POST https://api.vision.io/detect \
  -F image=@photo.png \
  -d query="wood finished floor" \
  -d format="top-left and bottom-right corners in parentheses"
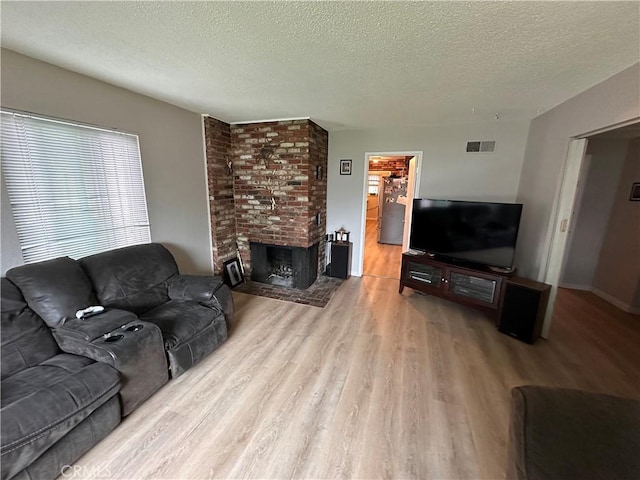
top-left (65, 282), bottom-right (640, 480)
top-left (363, 218), bottom-right (402, 279)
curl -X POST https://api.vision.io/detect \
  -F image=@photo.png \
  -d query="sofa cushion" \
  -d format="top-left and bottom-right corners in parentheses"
top-left (6, 257), bottom-right (96, 328)
top-left (139, 300), bottom-right (220, 349)
top-left (508, 385), bottom-right (640, 480)
top-left (10, 396), bottom-right (121, 480)
top-left (1, 278), bottom-right (60, 380)
top-left (79, 243), bottom-right (178, 314)
top-left (1, 354), bottom-right (120, 480)
top-left (165, 313), bottom-right (227, 378)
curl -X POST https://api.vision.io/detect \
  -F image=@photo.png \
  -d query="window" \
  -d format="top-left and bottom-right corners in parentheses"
top-left (1, 110), bottom-right (151, 263)
top-left (368, 175), bottom-right (380, 195)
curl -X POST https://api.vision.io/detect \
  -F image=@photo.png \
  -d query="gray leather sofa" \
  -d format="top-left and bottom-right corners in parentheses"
top-left (1, 279), bottom-right (121, 480)
top-left (7, 243), bottom-right (233, 380)
top-left (1, 243), bottom-right (234, 479)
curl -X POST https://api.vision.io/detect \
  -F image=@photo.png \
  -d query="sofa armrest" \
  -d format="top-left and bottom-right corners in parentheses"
top-left (53, 309), bottom-right (139, 342)
top-left (167, 274), bottom-right (224, 302)
top-left (52, 309), bottom-right (169, 416)
top-left (168, 274), bottom-right (234, 328)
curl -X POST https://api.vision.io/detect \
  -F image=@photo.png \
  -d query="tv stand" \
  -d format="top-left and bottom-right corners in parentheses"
top-left (400, 252), bottom-right (515, 316)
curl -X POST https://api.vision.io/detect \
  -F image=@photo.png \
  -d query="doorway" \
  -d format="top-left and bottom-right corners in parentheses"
top-left (360, 151), bottom-right (422, 279)
top-left (542, 122), bottom-right (640, 336)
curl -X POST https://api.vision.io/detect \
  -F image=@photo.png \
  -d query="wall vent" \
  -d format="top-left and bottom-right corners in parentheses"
top-left (466, 140), bottom-right (496, 153)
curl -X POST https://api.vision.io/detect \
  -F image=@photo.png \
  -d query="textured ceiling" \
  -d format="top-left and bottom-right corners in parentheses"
top-left (1, 1), bottom-right (639, 130)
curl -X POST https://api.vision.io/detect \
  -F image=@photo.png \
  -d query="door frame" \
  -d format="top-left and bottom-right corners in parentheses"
top-left (541, 138), bottom-right (589, 337)
top-left (358, 151), bottom-right (423, 276)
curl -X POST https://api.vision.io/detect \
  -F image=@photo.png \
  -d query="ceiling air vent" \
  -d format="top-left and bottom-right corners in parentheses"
top-left (466, 141), bottom-right (496, 153)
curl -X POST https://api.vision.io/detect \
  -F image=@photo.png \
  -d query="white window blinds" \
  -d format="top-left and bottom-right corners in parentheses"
top-left (1, 110), bottom-right (151, 263)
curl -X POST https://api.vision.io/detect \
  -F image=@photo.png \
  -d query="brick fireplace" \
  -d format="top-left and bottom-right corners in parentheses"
top-left (204, 117), bottom-right (328, 290)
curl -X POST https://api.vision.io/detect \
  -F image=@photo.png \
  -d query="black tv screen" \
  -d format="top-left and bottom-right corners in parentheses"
top-left (409, 199), bottom-right (523, 269)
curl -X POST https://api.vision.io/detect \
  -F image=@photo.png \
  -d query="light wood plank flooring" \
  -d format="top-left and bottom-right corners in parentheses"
top-left (363, 218), bottom-right (402, 279)
top-left (66, 283), bottom-right (640, 480)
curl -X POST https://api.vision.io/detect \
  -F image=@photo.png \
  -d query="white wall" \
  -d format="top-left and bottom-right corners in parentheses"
top-left (561, 139), bottom-right (629, 288)
top-left (327, 121), bottom-right (531, 275)
top-left (515, 63), bottom-right (640, 280)
top-left (592, 137), bottom-right (640, 312)
top-left (1, 50), bottom-right (212, 274)
top-left (0, 173), bottom-right (23, 272)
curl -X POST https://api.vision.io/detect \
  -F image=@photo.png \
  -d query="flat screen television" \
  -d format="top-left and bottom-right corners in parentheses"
top-left (409, 199), bottom-right (523, 269)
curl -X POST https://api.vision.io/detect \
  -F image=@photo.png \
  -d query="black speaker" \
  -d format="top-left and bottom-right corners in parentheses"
top-left (498, 277), bottom-right (551, 344)
top-left (329, 242), bottom-right (352, 279)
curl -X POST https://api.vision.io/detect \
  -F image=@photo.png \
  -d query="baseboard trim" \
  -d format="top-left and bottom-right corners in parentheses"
top-left (592, 288), bottom-right (640, 314)
top-left (559, 283), bottom-right (592, 291)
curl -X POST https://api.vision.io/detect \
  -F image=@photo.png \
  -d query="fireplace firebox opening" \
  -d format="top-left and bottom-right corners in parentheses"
top-left (250, 242), bottom-right (319, 290)
top-left (266, 247), bottom-right (294, 287)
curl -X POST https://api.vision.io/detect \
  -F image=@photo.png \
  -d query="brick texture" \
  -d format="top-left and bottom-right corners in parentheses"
top-left (205, 117), bottom-right (328, 279)
top-left (308, 121), bottom-right (328, 276)
top-left (369, 157), bottom-right (411, 176)
top-left (231, 119), bottom-right (328, 273)
top-left (204, 117), bottom-right (237, 274)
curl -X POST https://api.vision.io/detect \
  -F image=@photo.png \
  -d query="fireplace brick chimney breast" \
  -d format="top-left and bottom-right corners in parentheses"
top-left (204, 117), bottom-right (236, 273)
top-left (205, 117), bottom-right (328, 283)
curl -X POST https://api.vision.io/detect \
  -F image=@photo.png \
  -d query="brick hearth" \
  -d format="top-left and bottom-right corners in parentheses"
top-left (235, 275), bottom-right (343, 308)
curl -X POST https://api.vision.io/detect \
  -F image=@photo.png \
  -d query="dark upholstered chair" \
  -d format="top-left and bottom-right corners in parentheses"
top-left (507, 385), bottom-right (640, 480)
top-left (1, 278), bottom-right (121, 480)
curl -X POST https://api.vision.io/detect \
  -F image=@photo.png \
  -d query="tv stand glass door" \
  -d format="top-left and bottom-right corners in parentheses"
top-left (400, 253), bottom-right (511, 315)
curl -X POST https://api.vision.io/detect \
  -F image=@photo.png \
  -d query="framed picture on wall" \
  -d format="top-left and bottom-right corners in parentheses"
top-left (223, 257), bottom-right (244, 288)
top-left (630, 183), bottom-right (640, 201)
top-left (340, 159), bottom-right (352, 175)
